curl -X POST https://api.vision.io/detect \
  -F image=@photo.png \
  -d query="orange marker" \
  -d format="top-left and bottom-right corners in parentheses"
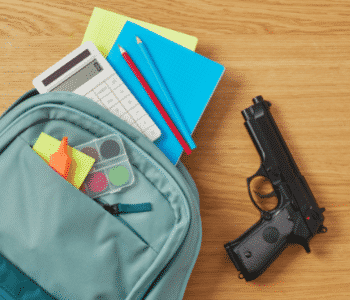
top-left (49, 136), bottom-right (72, 179)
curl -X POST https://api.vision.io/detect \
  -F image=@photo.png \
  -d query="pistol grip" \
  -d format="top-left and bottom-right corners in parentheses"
top-left (224, 206), bottom-right (294, 281)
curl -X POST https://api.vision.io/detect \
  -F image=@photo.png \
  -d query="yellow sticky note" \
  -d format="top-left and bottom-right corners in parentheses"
top-left (82, 7), bottom-right (198, 58)
top-left (33, 132), bottom-right (95, 189)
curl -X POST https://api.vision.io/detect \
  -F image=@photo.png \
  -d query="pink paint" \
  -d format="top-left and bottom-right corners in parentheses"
top-left (86, 172), bottom-right (108, 193)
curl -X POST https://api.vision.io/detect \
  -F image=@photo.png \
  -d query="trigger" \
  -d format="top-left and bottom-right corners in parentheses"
top-left (247, 163), bottom-right (269, 211)
top-left (255, 190), bottom-right (277, 199)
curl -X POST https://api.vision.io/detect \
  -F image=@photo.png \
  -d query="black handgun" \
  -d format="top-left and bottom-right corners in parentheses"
top-left (224, 96), bottom-right (327, 281)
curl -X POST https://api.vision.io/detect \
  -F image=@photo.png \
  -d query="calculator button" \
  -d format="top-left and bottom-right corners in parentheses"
top-left (119, 113), bottom-right (135, 124)
top-left (106, 75), bottom-right (123, 90)
top-left (136, 114), bottom-right (154, 130)
top-left (113, 85), bottom-right (130, 100)
top-left (128, 103), bottom-right (147, 120)
top-left (85, 91), bottom-right (99, 102)
top-left (100, 93), bottom-right (117, 109)
top-left (93, 83), bottom-right (112, 99)
top-left (144, 125), bottom-right (162, 141)
top-left (121, 95), bottom-right (139, 110)
top-left (111, 102), bottom-right (127, 117)
top-left (99, 101), bottom-right (108, 109)
top-left (129, 122), bottom-right (142, 132)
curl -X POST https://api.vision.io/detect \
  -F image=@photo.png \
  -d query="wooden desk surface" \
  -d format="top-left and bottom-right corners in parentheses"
top-left (0, 0), bottom-right (348, 299)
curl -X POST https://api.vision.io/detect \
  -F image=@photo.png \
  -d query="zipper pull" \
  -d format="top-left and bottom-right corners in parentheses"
top-left (102, 203), bottom-right (152, 215)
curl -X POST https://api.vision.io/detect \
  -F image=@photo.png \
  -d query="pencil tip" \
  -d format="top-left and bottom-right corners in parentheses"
top-left (136, 36), bottom-right (142, 44)
top-left (118, 45), bottom-right (125, 54)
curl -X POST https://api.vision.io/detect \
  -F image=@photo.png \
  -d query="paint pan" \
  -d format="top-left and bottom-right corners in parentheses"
top-left (76, 134), bottom-right (135, 198)
top-left (75, 134), bottom-right (126, 165)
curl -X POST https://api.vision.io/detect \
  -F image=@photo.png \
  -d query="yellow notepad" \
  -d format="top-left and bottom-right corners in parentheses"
top-left (82, 7), bottom-right (198, 58)
top-left (33, 133), bottom-right (95, 189)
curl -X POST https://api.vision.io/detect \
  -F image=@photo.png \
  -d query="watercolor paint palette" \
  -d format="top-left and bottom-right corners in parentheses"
top-left (75, 134), bottom-right (135, 198)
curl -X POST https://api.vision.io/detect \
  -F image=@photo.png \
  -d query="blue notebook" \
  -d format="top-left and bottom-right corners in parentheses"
top-left (107, 21), bottom-right (225, 165)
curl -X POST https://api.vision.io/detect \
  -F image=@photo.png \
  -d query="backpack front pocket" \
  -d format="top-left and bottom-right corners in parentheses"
top-left (0, 137), bottom-right (158, 300)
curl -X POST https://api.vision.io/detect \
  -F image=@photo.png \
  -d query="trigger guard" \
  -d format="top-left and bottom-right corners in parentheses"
top-left (247, 163), bottom-right (269, 212)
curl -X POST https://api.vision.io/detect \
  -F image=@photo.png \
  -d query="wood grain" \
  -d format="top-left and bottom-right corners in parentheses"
top-left (1, 0), bottom-right (349, 299)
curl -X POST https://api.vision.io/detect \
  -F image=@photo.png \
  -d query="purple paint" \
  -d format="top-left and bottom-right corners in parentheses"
top-left (81, 146), bottom-right (100, 162)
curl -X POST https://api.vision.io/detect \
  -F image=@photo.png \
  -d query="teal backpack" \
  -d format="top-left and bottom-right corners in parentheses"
top-left (0, 89), bottom-right (202, 300)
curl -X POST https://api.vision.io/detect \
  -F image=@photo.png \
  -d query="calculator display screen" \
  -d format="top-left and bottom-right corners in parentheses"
top-left (51, 59), bottom-right (103, 92)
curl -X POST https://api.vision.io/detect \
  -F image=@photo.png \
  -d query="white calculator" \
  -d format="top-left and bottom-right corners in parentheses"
top-left (33, 41), bottom-right (161, 142)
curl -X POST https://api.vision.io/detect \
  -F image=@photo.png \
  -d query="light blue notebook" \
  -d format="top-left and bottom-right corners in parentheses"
top-left (107, 21), bottom-right (225, 165)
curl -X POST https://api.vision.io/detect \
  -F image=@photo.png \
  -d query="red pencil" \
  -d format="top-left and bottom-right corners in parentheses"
top-left (118, 45), bottom-right (191, 155)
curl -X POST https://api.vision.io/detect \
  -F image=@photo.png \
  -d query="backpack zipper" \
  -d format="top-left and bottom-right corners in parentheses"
top-left (98, 202), bottom-right (152, 215)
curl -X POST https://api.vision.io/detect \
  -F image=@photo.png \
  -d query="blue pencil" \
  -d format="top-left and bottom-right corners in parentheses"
top-left (136, 36), bottom-right (196, 150)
